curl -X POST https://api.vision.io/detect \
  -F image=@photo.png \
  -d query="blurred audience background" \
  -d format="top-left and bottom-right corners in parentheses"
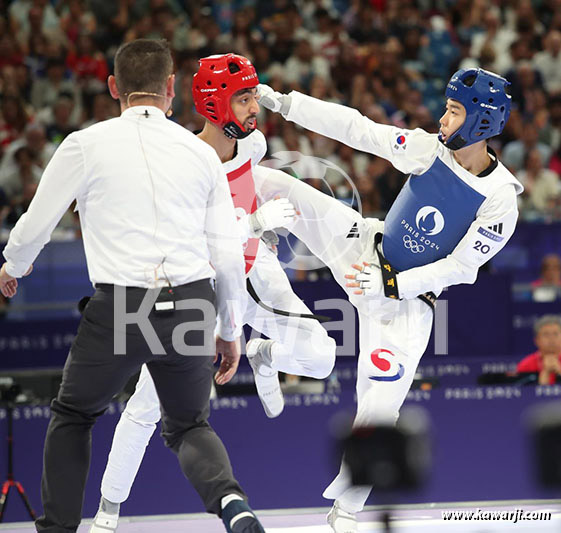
top-left (0, 0), bottom-right (560, 278)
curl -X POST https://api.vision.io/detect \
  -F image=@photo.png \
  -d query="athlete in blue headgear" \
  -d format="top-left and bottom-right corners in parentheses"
top-left (439, 68), bottom-right (511, 150)
top-left (256, 69), bottom-right (522, 532)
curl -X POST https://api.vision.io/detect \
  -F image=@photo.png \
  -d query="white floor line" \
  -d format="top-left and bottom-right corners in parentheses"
top-left (1, 500), bottom-right (560, 531)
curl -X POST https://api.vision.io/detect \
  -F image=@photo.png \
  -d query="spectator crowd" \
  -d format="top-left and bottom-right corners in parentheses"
top-left (1, 0), bottom-right (561, 229)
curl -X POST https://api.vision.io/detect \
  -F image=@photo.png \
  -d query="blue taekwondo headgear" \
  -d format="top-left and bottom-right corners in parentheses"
top-left (440, 68), bottom-right (511, 151)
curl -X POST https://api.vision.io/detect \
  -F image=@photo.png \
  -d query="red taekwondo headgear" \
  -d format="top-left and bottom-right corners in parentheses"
top-left (193, 53), bottom-right (259, 139)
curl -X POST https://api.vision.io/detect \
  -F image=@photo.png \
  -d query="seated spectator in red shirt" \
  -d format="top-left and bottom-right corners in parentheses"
top-left (0, 95), bottom-right (30, 152)
top-left (0, 34), bottom-right (24, 70)
top-left (531, 254), bottom-right (561, 302)
top-left (517, 315), bottom-right (561, 385)
top-left (66, 33), bottom-right (108, 89)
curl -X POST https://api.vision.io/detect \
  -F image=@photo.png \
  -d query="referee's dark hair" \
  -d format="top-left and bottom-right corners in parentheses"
top-left (114, 39), bottom-right (173, 98)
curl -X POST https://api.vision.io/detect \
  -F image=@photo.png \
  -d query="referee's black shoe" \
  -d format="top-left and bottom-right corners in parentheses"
top-left (222, 499), bottom-right (265, 532)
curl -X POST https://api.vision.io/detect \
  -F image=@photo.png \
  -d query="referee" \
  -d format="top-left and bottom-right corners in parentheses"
top-left (0, 40), bottom-right (264, 533)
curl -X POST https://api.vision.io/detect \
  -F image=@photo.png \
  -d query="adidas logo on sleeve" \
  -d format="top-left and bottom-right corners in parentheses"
top-left (346, 222), bottom-right (360, 238)
top-left (487, 223), bottom-right (503, 234)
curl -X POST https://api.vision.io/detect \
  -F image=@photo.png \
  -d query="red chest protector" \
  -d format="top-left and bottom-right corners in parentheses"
top-left (226, 158), bottom-right (259, 275)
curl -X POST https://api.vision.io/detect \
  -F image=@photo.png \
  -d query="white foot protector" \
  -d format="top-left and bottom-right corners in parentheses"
top-left (327, 501), bottom-right (358, 533)
top-left (89, 510), bottom-right (119, 532)
top-left (247, 338), bottom-right (284, 418)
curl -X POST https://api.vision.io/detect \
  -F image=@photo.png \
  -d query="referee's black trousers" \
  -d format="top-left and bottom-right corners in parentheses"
top-left (35, 279), bottom-right (245, 532)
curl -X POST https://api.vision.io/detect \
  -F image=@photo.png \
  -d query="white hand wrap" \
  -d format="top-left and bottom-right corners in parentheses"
top-left (257, 84), bottom-right (291, 116)
top-left (354, 263), bottom-right (383, 297)
top-left (249, 198), bottom-right (296, 237)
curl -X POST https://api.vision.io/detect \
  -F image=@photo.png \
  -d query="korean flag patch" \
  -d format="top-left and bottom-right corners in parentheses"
top-left (392, 131), bottom-right (409, 153)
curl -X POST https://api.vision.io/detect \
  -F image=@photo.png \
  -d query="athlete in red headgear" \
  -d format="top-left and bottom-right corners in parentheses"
top-left (90, 54), bottom-right (337, 533)
top-left (193, 53), bottom-right (260, 139)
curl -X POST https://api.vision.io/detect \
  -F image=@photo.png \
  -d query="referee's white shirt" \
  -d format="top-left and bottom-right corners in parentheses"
top-left (2, 105), bottom-right (247, 340)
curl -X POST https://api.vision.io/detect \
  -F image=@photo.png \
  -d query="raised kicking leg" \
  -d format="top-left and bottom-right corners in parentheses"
top-left (254, 165), bottom-right (381, 290)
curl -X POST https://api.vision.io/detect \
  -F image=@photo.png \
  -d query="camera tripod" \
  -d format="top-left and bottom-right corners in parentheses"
top-left (0, 401), bottom-right (36, 521)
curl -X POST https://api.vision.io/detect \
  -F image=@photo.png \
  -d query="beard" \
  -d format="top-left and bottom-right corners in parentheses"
top-left (243, 116), bottom-right (257, 130)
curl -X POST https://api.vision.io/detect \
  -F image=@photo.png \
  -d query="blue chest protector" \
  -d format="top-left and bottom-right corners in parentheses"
top-left (382, 157), bottom-right (485, 272)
